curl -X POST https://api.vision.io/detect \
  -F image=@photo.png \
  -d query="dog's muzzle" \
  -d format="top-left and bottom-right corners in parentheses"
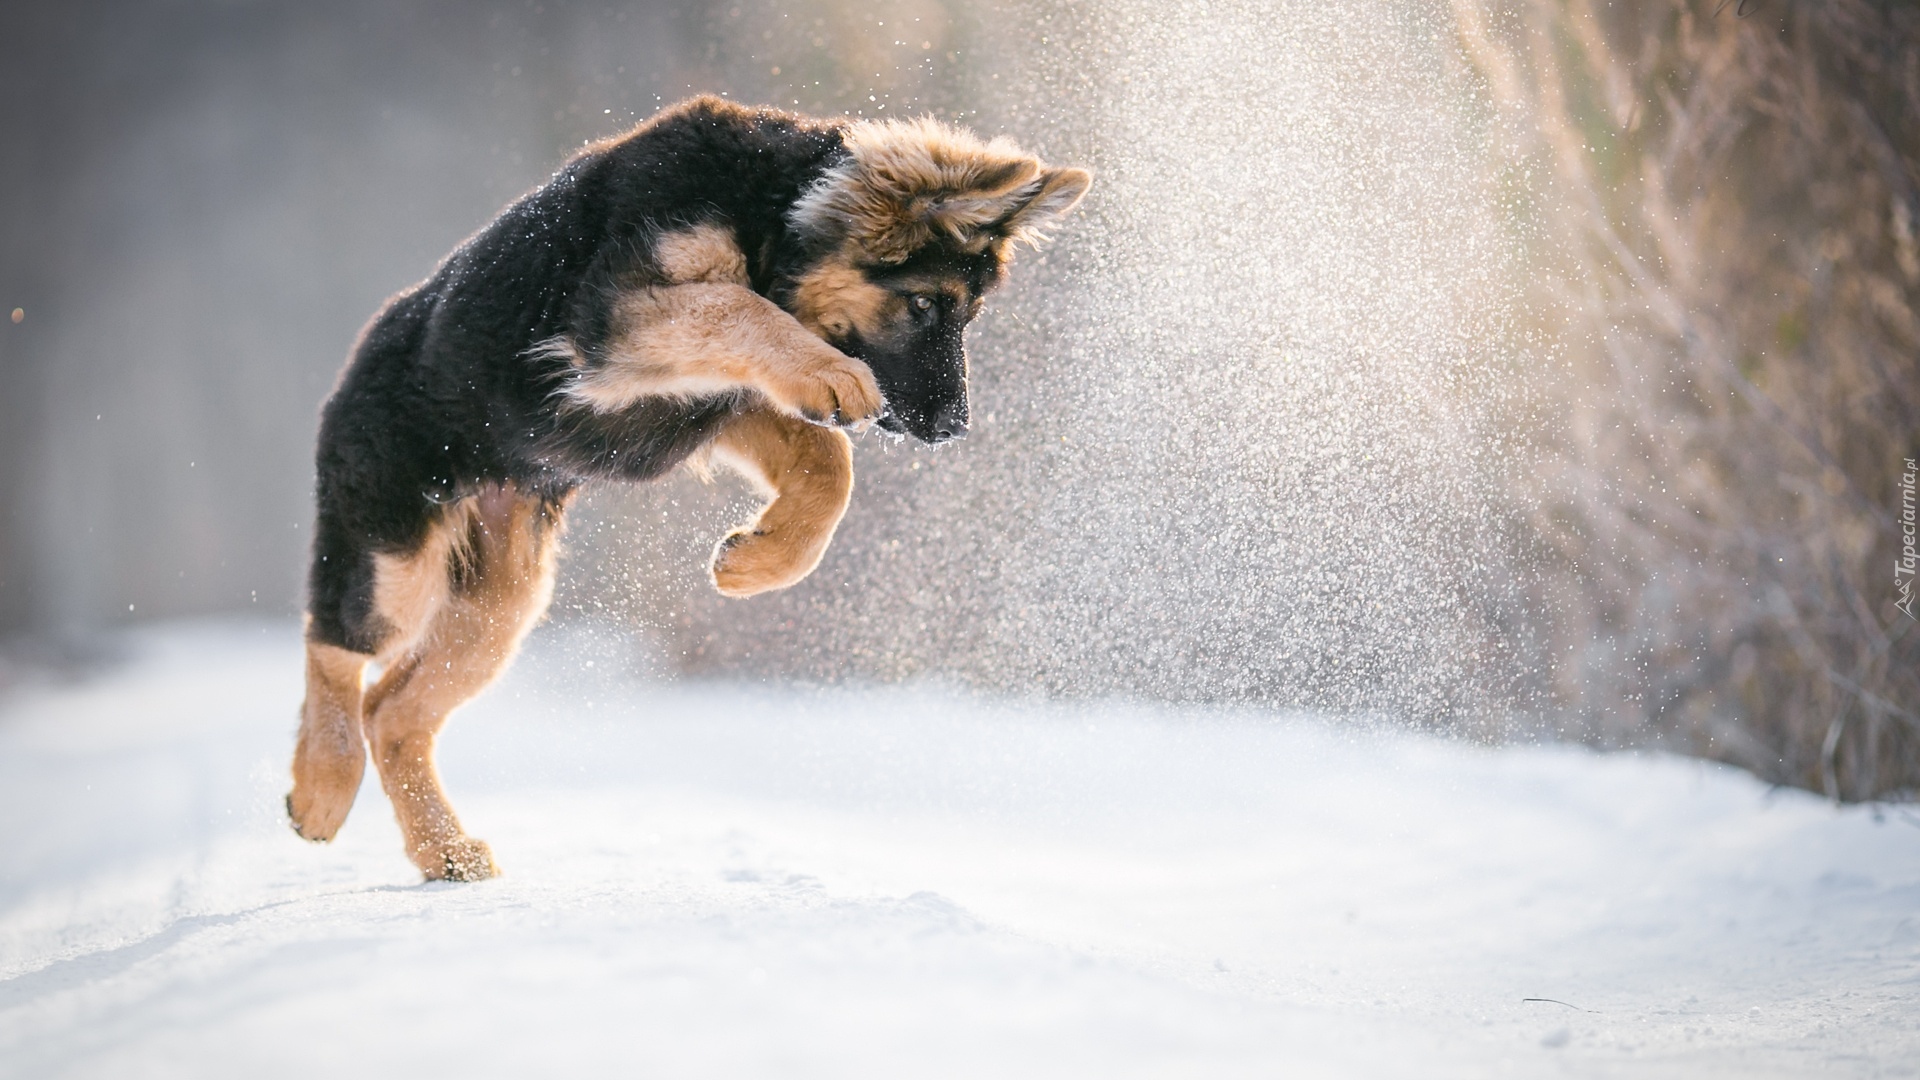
top-left (875, 402), bottom-right (967, 445)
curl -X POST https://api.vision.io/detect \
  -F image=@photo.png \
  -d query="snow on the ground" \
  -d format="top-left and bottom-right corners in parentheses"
top-left (0, 621), bottom-right (1914, 1079)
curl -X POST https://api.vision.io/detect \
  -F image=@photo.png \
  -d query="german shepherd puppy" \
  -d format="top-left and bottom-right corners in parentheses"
top-left (286, 97), bottom-right (1091, 880)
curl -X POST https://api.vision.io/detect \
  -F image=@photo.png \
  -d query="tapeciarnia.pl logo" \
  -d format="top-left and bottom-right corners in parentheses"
top-left (1898, 457), bottom-right (1917, 620)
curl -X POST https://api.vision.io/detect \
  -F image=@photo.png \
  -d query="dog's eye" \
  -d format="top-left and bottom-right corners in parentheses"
top-left (910, 294), bottom-right (934, 313)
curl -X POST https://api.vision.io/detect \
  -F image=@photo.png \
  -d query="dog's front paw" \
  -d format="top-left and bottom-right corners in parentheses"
top-left (711, 526), bottom-right (810, 597)
top-left (774, 351), bottom-right (884, 428)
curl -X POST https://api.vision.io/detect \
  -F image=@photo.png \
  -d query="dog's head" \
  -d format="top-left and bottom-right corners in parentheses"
top-left (784, 117), bottom-right (1091, 443)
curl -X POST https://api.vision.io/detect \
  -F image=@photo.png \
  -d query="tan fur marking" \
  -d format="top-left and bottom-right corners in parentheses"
top-left (360, 485), bottom-right (566, 881)
top-left (788, 254), bottom-right (896, 340)
top-left (368, 500), bottom-right (477, 659)
top-left (287, 639), bottom-right (371, 843)
top-left (653, 222), bottom-right (750, 286)
top-left (562, 282), bottom-right (883, 425)
top-left (702, 408), bottom-right (856, 597)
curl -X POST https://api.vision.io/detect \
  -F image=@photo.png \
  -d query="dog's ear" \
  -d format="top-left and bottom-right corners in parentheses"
top-left (918, 158), bottom-right (1043, 244)
top-left (992, 167), bottom-right (1093, 249)
top-left (793, 118), bottom-right (1091, 261)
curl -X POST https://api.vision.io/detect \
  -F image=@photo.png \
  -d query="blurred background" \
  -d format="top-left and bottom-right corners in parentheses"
top-left (0, 0), bottom-right (1913, 800)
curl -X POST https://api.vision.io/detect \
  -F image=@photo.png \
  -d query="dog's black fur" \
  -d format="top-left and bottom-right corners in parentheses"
top-left (309, 97), bottom-right (1082, 655)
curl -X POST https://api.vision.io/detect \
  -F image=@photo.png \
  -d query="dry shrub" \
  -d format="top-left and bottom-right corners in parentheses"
top-left (1453, 0), bottom-right (1920, 798)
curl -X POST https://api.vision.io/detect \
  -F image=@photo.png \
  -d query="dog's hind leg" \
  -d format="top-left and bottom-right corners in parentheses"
top-left (361, 486), bottom-right (563, 881)
top-left (703, 408), bottom-right (855, 598)
top-left (290, 496), bottom-right (455, 843)
top-left (288, 640), bottom-right (371, 842)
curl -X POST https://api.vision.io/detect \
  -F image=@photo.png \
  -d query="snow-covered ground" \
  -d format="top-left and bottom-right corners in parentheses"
top-left (0, 621), bottom-right (1914, 1078)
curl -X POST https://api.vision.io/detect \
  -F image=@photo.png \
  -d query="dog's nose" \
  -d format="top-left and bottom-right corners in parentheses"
top-left (931, 408), bottom-right (968, 442)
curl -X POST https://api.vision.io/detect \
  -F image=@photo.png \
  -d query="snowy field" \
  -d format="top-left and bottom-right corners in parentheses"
top-left (0, 621), bottom-right (1915, 1078)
